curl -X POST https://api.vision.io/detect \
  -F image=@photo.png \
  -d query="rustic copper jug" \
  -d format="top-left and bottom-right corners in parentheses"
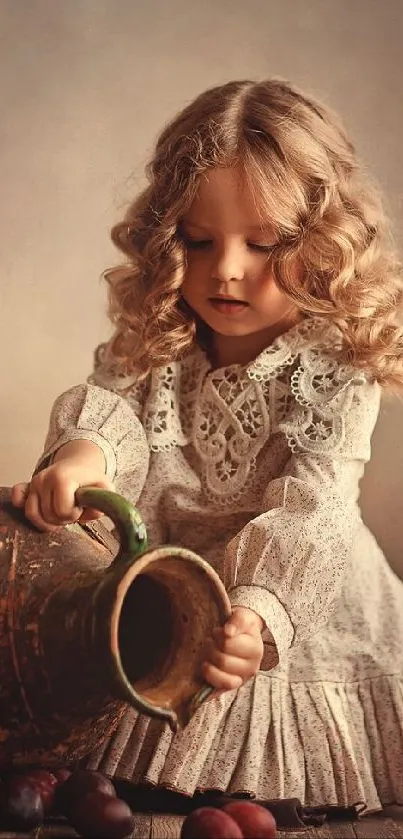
top-left (0, 486), bottom-right (231, 768)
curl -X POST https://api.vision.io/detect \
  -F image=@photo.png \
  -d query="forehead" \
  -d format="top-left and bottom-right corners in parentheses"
top-left (185, 167), bottom-right (270, 231)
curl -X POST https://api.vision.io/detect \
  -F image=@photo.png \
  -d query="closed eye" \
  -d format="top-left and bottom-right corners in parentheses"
top-left (179, 231), bottom-right (277, 253)
top-left (248, 242), bottom-right (277, 253)
top-left (182, 237), bottom-right (212, 250)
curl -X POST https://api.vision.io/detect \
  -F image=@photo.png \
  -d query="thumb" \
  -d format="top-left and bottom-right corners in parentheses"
top-left (224, 607), bottom-right (250, 638)
top-left (225, 606), bottom-right (264, 638)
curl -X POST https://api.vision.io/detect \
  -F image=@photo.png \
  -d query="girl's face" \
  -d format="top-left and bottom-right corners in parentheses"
top-left (180, 167), bottom-right (299, 367)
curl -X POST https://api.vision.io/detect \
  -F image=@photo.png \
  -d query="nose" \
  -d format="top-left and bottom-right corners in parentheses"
top-left (211, 241), bottom-right (245, 283)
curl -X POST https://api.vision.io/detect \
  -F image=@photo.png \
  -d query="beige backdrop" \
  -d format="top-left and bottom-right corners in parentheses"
top-left (1, 0), bottom-right (402, 573)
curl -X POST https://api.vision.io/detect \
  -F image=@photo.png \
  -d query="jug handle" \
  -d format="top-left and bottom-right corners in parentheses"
top-left (185, 683), bottom-right (214, 722)
top-left (75, 487), bottom-right (148, 565)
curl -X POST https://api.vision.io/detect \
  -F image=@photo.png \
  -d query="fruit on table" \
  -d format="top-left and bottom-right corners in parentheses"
top-left (180, 806), bottom-right (243, 838)
top-left (0, 774), bottom-right (45, 830)
top-left (67, 790), bottom-right (136, 839)
top-left (53, 767), bottom-right (72, 785)
top-left (56, 768), bottom-right (116, 816)
top-left (0, 767), bottom-right (135, 838)
top-left (0, 767), bottom-right (278, 839)
top-left (20, 768), bottom-right (58, 812)
top-left (223, 801), bottom-right (277, 837)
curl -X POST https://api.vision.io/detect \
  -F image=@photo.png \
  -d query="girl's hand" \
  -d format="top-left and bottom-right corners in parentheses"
top-left (202, 606), bottom-right (264, 692)
top-left (12, 440), bottom-right (113, 532)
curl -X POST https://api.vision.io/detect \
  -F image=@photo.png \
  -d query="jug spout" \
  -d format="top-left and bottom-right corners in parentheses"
top-left (74, 489), bottom-right (232, 732)
top-left (93, 543), bottom-right (231, 732)
top-left (71, 489), bottom-right (231, 732)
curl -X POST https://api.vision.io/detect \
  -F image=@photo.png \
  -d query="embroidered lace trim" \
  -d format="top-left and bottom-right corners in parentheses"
top-left (138, 318), bottom-right (366, 504)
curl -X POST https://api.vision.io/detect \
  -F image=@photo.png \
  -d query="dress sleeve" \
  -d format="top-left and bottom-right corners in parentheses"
top-left (35, 345), bottom-right (150, 504)
top-left (226, 365), bottom-right (381, 669)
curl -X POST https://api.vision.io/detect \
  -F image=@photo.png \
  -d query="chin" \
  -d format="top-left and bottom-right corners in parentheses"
top-left (207, 322), bottom-right (253, 337)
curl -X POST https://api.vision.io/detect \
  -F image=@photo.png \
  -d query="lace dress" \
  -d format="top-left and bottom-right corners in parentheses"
top-left (38, 318), bottom-right (403, 812)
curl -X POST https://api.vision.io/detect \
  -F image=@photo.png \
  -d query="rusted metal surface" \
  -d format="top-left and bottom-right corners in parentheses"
top-left (0, 488), bottom-right (125, 768)
top-left (0, 487), bottom-right (231, 771)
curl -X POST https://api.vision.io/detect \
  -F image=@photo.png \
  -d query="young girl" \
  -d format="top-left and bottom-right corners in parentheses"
top-left (12, 78), bottom-right (403, 813)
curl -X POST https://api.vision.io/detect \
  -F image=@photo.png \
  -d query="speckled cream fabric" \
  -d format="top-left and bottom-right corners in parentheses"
top-left (38, 318), bottom-right (403, 812)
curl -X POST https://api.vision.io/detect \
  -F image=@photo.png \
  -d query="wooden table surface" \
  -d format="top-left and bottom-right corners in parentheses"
top-left (118, 806), bottom-right (403, 837)
top-left (1, 807), bottom-right (403, 838)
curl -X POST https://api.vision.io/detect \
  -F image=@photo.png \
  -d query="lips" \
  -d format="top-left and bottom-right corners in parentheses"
top-left (209, 297), bottom-right (247, 304)
top-left (209, 297), bottom-right (249, 315)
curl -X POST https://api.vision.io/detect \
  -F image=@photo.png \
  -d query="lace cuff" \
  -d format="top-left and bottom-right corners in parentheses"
top-left (228, 584), bottom-right (294, 669)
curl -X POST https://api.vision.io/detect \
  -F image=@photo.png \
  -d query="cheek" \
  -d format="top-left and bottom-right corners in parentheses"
top-left (254, 267), bottom-right (280, 296)
top-left (181, 261), bottom-right (206, 296)
top-left (255, 272), bottom-right (291, 311)
top-left (181, 269), bottom-right (199, 308)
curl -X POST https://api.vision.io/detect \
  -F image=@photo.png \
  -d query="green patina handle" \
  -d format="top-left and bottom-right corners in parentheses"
top-left (75, 487), bottom-right (148, 564)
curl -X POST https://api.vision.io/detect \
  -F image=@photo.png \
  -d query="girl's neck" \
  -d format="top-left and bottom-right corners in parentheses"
top-left (209, 315), bottom-right (300, 369)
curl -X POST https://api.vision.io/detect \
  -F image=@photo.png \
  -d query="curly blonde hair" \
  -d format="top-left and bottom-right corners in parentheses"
top-left (103, 78), bottom-right (403, 388)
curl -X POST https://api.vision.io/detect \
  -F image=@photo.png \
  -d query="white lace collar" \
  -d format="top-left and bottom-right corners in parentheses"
top-left (184, 316), bottom-right (341, 382)
top-left (142, 316), bottom-right (367, 504)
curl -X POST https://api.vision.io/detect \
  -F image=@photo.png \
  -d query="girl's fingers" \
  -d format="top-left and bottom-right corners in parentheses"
top-left (37, 486), bottom-right (66, 525)
top-left (202, 661), bottom-right (243, 692)
top-left (203, 628), bottom-right (264, 691)
top-left (24, 490), bottom-right (61, 532)
top-left (205, 647), bottom-right (254, 679)
top-left (209, 631), bottom-right (262, 659)
top-left (11, 471), bottom-right (115, 531)
top-left (79, 508), bottom-right (105, 523)
top-left (224, 607), bottom-right (264, 637)
top-left (32, 483), bottom-right (78, 527)
top-left (205, 635), bottom-right (260, 674)
top-left (51, 484), bottom-right (85, 525)
top-left (11, 483), bottom-right (29, 508)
